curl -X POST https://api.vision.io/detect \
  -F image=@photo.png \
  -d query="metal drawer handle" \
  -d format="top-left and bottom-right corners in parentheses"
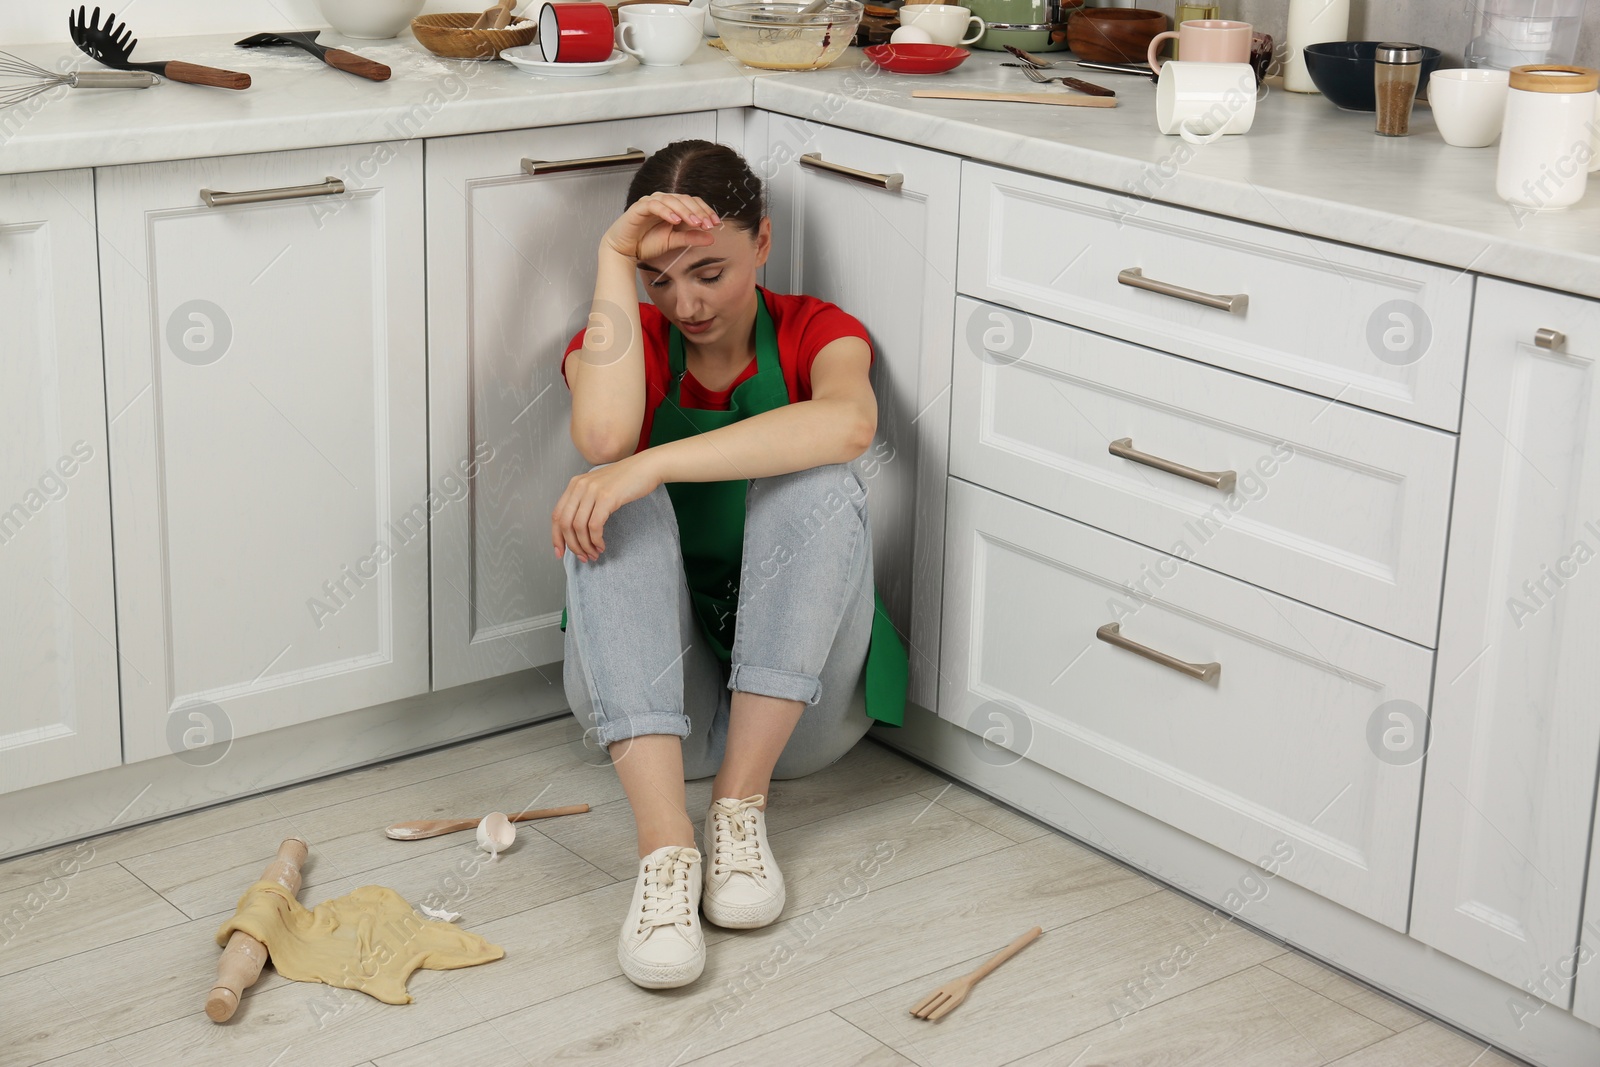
top-left (1118, 267), bottom-right (1248, 315)
top-left (200, 177), bottom-right (345, 207)
top-left (1535, 328), bottom-right (1567, 351)
top-left (800, 152), bottom-right (904, 192)
top-left (1096, 622), bottom-right (1221, 683)
top-left (521, 148), bottom-right (646, 175)
top-left (1109, 437), bottom-right (1237, 492)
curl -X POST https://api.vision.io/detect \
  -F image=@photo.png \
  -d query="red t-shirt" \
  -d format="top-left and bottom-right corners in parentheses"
top-left (561, 287), bottom-right (875, 455)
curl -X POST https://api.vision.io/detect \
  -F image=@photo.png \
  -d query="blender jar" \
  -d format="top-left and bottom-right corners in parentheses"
top-left (1466, 0), bottom-right (1584, 70)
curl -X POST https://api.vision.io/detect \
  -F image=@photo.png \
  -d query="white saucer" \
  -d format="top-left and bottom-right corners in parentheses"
top-left (500, 45), bottom-right (633, 76)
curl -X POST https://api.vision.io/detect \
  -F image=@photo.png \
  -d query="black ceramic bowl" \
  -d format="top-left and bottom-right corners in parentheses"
top-left (1302, 41), bottom-right (1443, 111)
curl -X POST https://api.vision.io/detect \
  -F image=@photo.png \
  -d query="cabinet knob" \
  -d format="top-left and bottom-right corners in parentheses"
top-left (1534, 328), bottom-right (1566, 351)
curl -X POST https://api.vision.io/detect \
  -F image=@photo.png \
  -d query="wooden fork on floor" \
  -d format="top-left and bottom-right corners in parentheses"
top-left (910, 926), bottom-right (1042, 1021)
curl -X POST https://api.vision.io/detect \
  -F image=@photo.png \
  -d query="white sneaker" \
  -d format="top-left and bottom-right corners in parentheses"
top-left (702, 794), bottom-right (785, 928)
top-left (617, 844), bottom-right (705, 988)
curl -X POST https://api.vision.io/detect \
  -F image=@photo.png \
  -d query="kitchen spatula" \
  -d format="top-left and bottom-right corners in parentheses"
top-left (236, 32), bottom-right (391, 81)
top-left (68, 5), bottom-right (251, 88)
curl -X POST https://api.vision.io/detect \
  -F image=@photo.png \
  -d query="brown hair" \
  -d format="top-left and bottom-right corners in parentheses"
top-left (627, 139), bottom-right (765, 233)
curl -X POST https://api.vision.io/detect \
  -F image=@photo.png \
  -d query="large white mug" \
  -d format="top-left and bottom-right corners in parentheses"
top-left (1427, 68), bottom-right (1510, 148)
top-left (1155, 60), bottom-right (1258, 143)
top-left (898, 4), bottom-right (984, 47)
top-left (617, 2), bottom-right (705, 65)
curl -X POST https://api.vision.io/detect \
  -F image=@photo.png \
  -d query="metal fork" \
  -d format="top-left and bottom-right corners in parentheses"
top-left (1017, 64), bottom-right (1066, 85)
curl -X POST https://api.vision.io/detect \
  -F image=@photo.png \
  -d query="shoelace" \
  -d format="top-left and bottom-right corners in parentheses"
top-left (637, 846), bottom-right (695, 932)
top-left (709, 794), bottom-right (767, 877)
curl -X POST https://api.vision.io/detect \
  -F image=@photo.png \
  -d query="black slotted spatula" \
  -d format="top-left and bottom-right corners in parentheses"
top-left (236, 32), bottom-right (391, 81)
top-left (69, 5), bottom-right (251, 88)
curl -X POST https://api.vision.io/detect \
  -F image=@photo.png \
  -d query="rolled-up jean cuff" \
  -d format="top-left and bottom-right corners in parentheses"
top-left (727, 663), bottom-right (824, 706)
top-left (593, 710), bottom-right (691, 747)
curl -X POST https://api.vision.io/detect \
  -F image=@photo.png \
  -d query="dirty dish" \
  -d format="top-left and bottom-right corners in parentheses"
top-left (411, 11), bottom-right (537, 58)
top-left (865, 42), bottom-right (969, 73)
top-left (708, 0), bottom-right (863, 70)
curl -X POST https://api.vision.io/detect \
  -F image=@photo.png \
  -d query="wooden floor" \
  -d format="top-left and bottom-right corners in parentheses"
top-left (0, 717), bottom-right (1529, 1067)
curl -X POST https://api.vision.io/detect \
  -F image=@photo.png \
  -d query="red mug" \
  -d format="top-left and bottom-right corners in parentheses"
top-left (539, 2), bottom-right (615, 62)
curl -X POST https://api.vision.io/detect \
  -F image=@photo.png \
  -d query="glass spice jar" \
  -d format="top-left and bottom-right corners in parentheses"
top-left (1374, 42), bottom-right (1425, 135)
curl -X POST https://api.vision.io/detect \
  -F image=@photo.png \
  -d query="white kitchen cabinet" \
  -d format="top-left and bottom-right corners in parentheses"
top-left (957, 162), bottom-right (1474, 432)
top-left (761, 119), bottom-right (960, 713)
top-left (0, 170), bottom-right (121, 793)
top-left (1578, 774), bottom-right (1600, 1026)
top-left (96, 142), bottom-right (429, 765)
top-left (941, 477), bottom-right (1433, 929)
top-left (1412, 278), bottom-right (1600, 1009)
top-left (425, 113), bottom-right (717, 691)
top-left (951, 297), bottom-right (1457, 646)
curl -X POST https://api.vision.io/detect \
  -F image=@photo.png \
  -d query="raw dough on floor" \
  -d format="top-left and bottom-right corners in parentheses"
top-left (215, 880), bottom-right (504, 1005)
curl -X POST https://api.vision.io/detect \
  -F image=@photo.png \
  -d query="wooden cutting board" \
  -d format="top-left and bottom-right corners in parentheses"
top-left (911, 89), bottom-right (1117, 108)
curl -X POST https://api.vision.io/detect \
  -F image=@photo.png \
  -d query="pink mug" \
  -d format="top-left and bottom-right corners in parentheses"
top-left (539, 2), bottom-right (616, 62)
top-left (1148, 19), bottom-right (1252, 73)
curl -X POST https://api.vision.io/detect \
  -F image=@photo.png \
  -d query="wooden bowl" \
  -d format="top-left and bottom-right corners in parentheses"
top-left (411, 12), bottom-right (537, 59)
top-left (1064, 7), bottom-right (1166, 64)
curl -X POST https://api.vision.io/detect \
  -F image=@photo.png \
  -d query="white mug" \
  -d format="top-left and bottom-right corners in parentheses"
top-left (617, 3), bottom-right (705, 65)
top-left (898, 4), bottom-right (984, 47)
top-left (1427, 68), bottom-right (1510, 148)
top-left (1155, 60), bottom-right (1258, 143)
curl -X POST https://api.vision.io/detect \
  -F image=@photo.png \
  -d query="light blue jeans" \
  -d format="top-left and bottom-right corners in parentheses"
top-left (561, 460), bottom-right (876, 780)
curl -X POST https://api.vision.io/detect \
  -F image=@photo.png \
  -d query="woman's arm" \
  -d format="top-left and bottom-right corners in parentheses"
top-left (564, 192), bottom-right (721, 464)
top-left (564, 246), bottom-right (648, 465)
top-left (638, 335), bottom-right (877, 484)
top-left (551, 334), bottom-right (877, 562)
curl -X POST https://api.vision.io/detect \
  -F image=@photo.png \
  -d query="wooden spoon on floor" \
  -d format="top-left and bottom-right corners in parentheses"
top-left (386, 803), bottom-right (589, 840)
top-left (910, 926), bottom-right (1042, 1020)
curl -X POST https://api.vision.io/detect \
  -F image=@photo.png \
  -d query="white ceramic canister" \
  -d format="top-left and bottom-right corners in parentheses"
top-left (1495, 64), bottom-right (1600, 212)
top-left (1284, 0), bottom-right (1350, 93)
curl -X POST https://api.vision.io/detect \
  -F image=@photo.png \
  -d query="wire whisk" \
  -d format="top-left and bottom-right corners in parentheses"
top-left (0, 48), bottom-right (156, 109)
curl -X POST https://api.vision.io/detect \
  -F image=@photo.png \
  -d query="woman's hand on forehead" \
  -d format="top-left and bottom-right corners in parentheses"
top-left (602, 191), bottom-right (722, 263)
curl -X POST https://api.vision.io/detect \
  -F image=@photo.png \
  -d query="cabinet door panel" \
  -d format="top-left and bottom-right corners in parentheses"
top-left (1413, 278), bottom-right (1600, 1008)
top-left (426, 113), bottom-right (717, 690)
top-left (951, 297), bottom-right (1457, 646)
top-left (98, 143), bottom-right (428, 763)
top-left (940, 477), bottom-right (1432, 929)
top-left (958, 162), bottom-right (1472, 431)
top-left (0, 170), bottom-right (120, 792)
top-left (763, 119), bottom-right (959, 713)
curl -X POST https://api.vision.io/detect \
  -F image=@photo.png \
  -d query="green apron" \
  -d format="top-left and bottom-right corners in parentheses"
top-left (560, 287), bottom-right (906, 727)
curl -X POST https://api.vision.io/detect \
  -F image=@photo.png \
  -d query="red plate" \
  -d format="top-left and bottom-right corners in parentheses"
top-left (863, 43), bottom-right (969, 74)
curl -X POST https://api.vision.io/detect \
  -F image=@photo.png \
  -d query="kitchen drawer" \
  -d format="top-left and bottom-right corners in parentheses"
top-left (952, 297), bottom-right (1456, 646)
top-left (940, 477), bottom-right (1433, 930)
top-left (957, 162), bottom-right (1471, 431)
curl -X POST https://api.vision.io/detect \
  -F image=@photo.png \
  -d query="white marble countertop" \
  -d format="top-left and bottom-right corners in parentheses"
top-left (759, 53), bottom-right (1600, 300)
top-left (0, 29), bottom-right (755, 170)
top-left (3, 29), bottom-right (1598, 298)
